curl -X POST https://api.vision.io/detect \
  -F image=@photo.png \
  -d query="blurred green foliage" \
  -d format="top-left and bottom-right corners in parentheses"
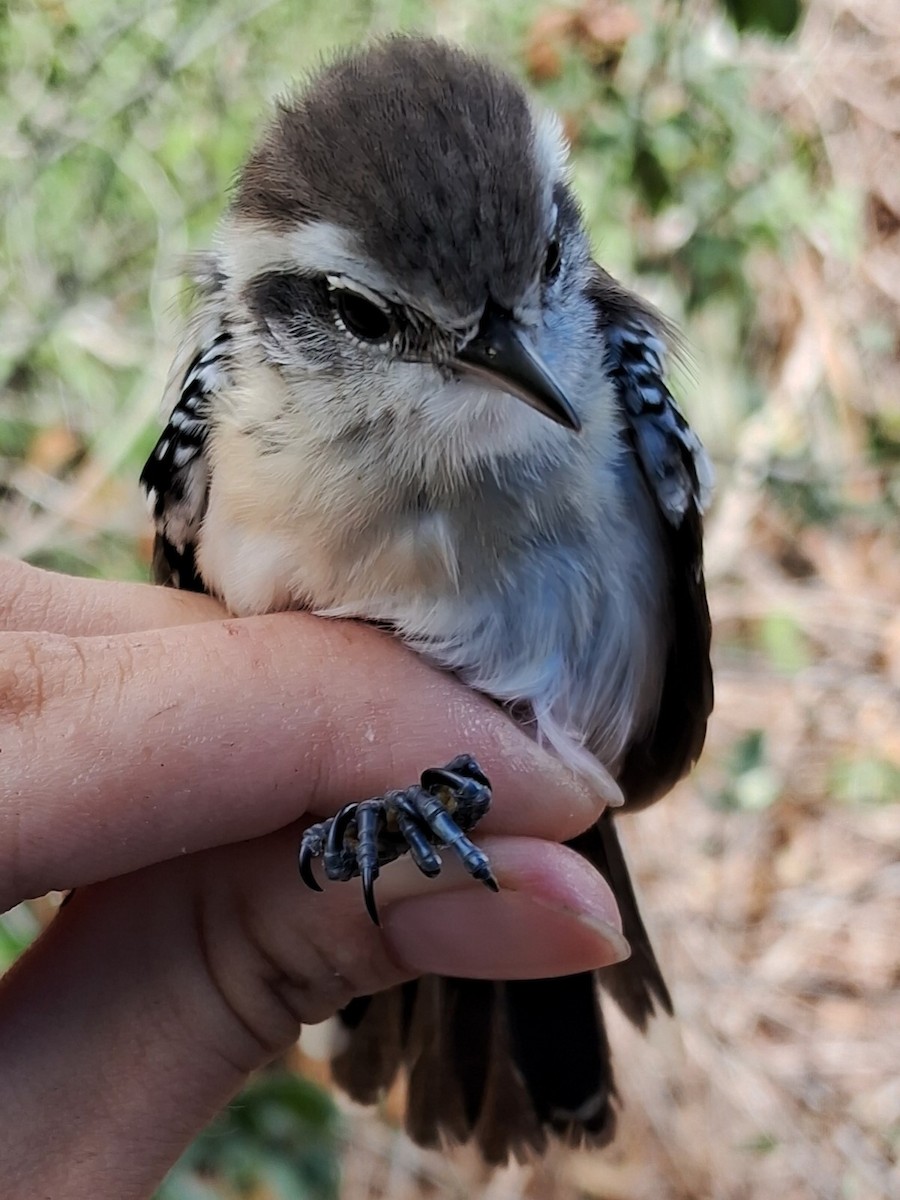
top-left (1, 0), bottom-right (883, 1195)
top-left (830, 757), bottom-right (900, 808)
top-left (756, 611), bottom-right (811, 675)
top-left (156, 1071), bottom-right (341, 1200)
top-left (0, 903), bottom-right (43, 971)
top-left (0, 0), bottom-right (848, 585)
top-left (716, 729), bottom-right (783, 811)
top-left (719, 0), bottom-right (801, 36)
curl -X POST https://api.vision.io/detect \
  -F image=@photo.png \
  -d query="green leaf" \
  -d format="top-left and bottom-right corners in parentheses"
top-left (715, 730), bottom-right (782, 811)
top-left (758, 612), bottom-right (811, 674)
top-left (740, 1132), bottom-right (780, 1154)
top-left (830, 757), bottom-right (900, 807)
top-left (632, 139), bottom-right (673, 213)
top-left (158, 1070), bottom-right (341, 1200)
top-left (719, 0), bottom-right (802, 37)
top-left (0, 905), bottom-right (42, 971)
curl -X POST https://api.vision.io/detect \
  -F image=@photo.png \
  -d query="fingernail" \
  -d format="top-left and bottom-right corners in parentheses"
top-left (383, 888), bottom-right (631, 980)
top-left (533, 746), bottom-right (624, 811)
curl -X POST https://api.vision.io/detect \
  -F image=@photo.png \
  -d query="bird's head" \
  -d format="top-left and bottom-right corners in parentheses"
top-left (213, 38), bottom-right (604, 471)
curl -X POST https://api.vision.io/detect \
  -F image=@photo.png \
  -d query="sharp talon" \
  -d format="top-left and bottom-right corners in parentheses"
top-left (465, 853), bottom-right (499, 889)
top-left (362, 867), bottom-right (381, 926)
top-left (326, 802), bottom-right (358, 857)
top-left (354, 804), bottom-right (383, 925)
top-left (444, 755), bottom-right (491, 788)
top-left (420, 767), bottom-right (467, 793)
top-left (299, 841), bottom-right (323, 892)
top-left (324, 802), bottom-right (361, 882)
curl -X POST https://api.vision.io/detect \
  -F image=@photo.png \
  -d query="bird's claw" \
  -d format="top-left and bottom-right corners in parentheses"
top-left (298, 754), bottom-right (495, 925)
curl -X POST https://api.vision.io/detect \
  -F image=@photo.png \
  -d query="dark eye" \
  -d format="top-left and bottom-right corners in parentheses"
top-left (543, 238), bottom-right (562, 282)
top-left (333, 290), bottom-right (392, 342)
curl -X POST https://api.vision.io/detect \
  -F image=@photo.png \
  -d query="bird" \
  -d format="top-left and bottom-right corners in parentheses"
top-left (140, 35), bottom-right (713, 1163)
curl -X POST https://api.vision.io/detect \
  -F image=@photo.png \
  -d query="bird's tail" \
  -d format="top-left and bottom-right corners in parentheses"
top-left (330, 811), bottom-right (670, 1162)
top-left (569, 809), bottom-right (673, 1028)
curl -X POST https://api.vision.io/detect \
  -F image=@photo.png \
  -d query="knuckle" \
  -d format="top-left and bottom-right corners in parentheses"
top-left (0, 633), bottom-right (90, 904)
top-left (193, 874), bottom-right (400, 1070)
top-left (0, 632), bottom-right (69, 728)
top-left (191, 887), bottom-right (298, 1067)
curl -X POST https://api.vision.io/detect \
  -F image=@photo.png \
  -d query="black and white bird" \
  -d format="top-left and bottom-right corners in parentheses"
top-left (141, 37), bottom-right (713, 1162)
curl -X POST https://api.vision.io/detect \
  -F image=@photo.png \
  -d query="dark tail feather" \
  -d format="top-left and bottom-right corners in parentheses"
top-left (330, 811), bottom-right (668, 1160)
top-left (471, 986), bottom-right (546, 1162)
top-left (331, 987), bottom-right (407, 1104)
top-left (445, 978), bottom-right (496, 1130)
top-left (334, 974), bottom-right (614, 1161)
top-left (569, 810), bottom-right (672, 1027)
top-left (400, 974), bottom-right (480, 1142)
top-left (334, 979), bottom-right (475, 1147)
top-left (503, 974), bottom-right (617, 1148)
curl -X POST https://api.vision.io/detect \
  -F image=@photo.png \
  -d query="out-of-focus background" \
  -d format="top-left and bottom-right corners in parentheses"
top-left (1, 0), bottom-right (897, 1196)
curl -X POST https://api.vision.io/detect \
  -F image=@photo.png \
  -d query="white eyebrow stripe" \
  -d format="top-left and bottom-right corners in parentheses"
top-left (217, 216), bottom-right (403, 302)
top-left (214, 215), bottom-right (483, 330)
top-left (325, 273), bottom-right (391, 310)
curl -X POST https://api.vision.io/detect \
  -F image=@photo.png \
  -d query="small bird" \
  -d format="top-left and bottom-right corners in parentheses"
top-left (141, 36), bottom-right (713, 1162)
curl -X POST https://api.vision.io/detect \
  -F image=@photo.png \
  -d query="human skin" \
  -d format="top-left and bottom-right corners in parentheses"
top-left (0, 557), bottom-right (626, 1199)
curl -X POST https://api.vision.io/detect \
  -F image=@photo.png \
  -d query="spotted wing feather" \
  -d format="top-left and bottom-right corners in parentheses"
top-left (140, 312), bottom-right (230, 591)
top-left (605, 318), bottom-right (713, 526)
top-left (590, 272), bottom-right (714, 805)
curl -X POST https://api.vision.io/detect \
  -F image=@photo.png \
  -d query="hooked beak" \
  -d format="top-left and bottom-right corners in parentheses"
top-left (453, 306), bottom-right (582, 433)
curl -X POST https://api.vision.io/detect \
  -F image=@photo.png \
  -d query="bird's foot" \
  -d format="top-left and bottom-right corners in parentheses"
top-left (298, 755), bottom-right (497, 925)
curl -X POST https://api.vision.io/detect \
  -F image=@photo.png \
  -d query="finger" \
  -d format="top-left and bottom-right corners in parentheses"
top-left (209, 829), bottom-right (628, 1027)
top-left (0, 556), bottom-right (224, 635)
top-left (184, 828), bottom-right (629, 1034)
top-left (380, 836), bottom-right (628, 977)
top-left (0, 831), bottom-right (625, 1197)
top-left (1, 614), bottom-right (614, 909)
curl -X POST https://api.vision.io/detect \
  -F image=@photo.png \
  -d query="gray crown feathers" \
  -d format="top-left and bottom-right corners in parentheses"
top-left (234, 37), bottom-right (551, 317)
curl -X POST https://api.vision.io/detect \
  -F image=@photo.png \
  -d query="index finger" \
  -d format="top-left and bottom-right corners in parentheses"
top-left (1, 613), bottom-right (616, 910)
top-left (0, 556), bottom-right (224, 635)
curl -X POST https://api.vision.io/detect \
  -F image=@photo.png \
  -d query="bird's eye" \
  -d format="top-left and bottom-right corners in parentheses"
top-left (543, 238), bottom-right (562, 282)
top-left (333, 290), bottom-right (392, 342)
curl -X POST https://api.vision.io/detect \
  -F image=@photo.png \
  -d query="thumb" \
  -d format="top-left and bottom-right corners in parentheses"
top-left (0, 827), bottom-right (626, 1198)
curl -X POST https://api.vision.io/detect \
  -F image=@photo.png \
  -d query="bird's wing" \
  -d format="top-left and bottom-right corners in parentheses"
top-left (562, 270), bottom-right (713, 1036)
top-left (588, 266), bottom-right (714, 809)
top-left (140, 262), bottom-right (230, 592)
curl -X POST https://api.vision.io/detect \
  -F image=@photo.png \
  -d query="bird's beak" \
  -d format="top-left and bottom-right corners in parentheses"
top-left (453, 306), bottom-right (582, 432)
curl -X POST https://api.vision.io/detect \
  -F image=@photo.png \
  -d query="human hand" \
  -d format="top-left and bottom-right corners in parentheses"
top-left (0, 558), bottom-right (625, 1199)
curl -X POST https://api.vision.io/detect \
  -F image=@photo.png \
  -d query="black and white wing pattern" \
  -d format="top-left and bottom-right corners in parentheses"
top-left (554, 270), bottom-right (714, 1045)
top-left (604, 313), bottom-right (714, 527)
top-left (588, 266), bottom-right (714, 808)
top-left (140, 303), bottom-right (231, 592)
